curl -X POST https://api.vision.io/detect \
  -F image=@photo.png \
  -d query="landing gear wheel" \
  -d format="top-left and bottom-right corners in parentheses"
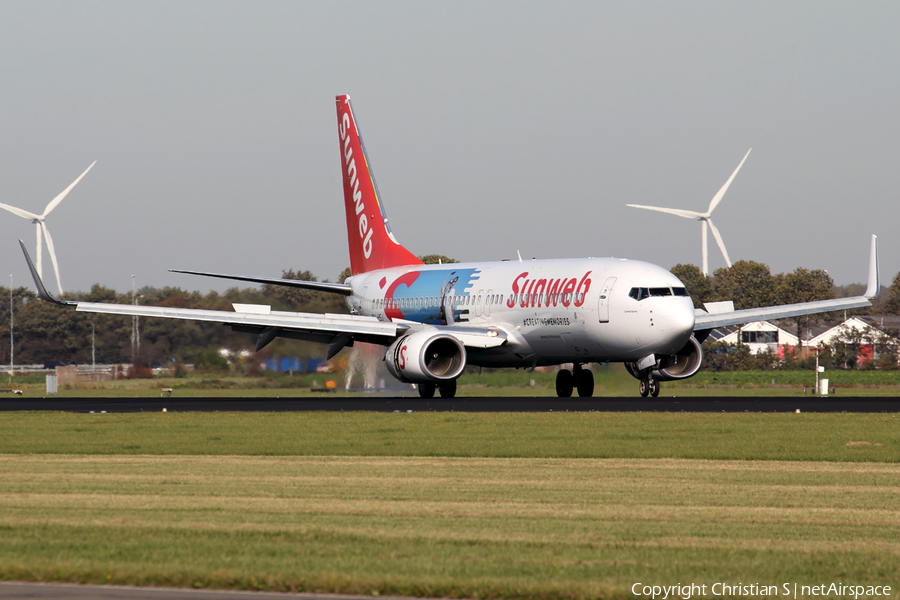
top-left (417, 383), bottom-right (436, 399)
top-left (639, 379), bottom-right (650, 398)
top-left (650, 379), bottom-right (660, 397)
top-left (439, 380), bottom-right (457, 398)
top-left (556, 369), bottom-right (574, 397)
top-left (575, 369), bottom-right (594, 397)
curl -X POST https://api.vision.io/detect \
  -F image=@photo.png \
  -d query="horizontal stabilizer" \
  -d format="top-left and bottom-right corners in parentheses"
top-left (170, 269), bottom-right (352, 296)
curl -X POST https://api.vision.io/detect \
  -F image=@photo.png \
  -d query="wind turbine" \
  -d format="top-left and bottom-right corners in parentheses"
top-left (627, 149), bottom-right (751, 276)
top-left (0, 161), bottom-right (96, 294)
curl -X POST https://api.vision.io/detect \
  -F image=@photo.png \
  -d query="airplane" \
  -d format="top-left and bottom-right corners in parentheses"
top-left (19, 95), bottom-right (880, 398)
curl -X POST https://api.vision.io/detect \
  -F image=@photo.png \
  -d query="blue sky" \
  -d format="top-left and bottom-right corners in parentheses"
top-left (1, 1), bottom-right (897, 293)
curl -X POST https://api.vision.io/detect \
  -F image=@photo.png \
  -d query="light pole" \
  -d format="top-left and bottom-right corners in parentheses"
top-left (131, 275), bottom-right (136, 363)
top-left (815, 347), bottom-right (825, 395)
top-left (9, 275), bottom-right (12, 385)
top-left (135, 294), bottom-right (142, 360)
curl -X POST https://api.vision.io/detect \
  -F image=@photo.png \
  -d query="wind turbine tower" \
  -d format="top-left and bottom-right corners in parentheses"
top-left (0, 161), bottom-right (96, 294)
top-left (627, 149), bottom-right (750, 276)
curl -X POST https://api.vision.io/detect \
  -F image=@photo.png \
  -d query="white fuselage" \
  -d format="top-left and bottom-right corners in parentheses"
top-left (347, 257), bottom-right (696, 367)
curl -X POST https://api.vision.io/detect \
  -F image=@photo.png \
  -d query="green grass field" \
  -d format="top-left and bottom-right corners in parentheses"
top-left (1, 412), bottom-right (898, 598)
top-left (5, 365), bottom-right (900, 397)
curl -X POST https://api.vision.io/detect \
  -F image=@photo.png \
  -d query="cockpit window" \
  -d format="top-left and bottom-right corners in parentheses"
top-left (629, 287), bottom-right (650, 301)
top-left (630, 286), bottom-right (688, 300)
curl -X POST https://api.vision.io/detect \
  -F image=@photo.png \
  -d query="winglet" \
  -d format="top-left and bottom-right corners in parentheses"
top-left (864, 234), bottom-right (879, 299)
top-left (19, 240), bottom-right (76, 306)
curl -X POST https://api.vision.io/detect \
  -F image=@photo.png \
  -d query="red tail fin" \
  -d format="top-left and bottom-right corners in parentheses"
top-left (336, 95), bottom-right (422, 275)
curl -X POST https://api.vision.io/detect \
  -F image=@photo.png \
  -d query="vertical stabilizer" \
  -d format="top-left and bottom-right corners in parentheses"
top-left (336, 95), bottom-right (422, 275)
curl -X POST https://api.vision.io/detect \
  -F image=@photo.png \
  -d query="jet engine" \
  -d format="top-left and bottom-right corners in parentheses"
top-left (385, 331), bottom-right (467, 384)
top-left (625, 336), bottom-right (703, 382)
top-left (652, 335), bottom-right (703, 381)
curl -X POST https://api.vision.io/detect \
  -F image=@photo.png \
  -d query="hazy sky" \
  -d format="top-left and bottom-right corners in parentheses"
top-left (1, 1), bottom-right (898, 295)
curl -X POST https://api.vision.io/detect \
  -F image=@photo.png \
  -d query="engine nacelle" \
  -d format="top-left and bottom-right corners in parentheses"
top-left (624, 336), bottom-right (703, 382)
top-left (385, 331), bottom-right (467, 384)
top-left (652, 335), bottom-right (703, 381)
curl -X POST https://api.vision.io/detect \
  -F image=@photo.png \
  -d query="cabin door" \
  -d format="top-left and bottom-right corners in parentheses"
top-left (597, 277), bottom-right (616, 323)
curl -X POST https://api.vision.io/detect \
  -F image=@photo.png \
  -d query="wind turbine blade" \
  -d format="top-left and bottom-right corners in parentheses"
top-left (42, 160), bottom-right (97, 218)
top-left (706, 148), bottom-right (751, 215)
top-left (626, 204), bottom-right (704, 220)
top-left (0, 202), bottom-right (40, 221)
top-left (707, 219), bottom-right (732, 267)
top-left (35, 223), bottom-right (43, 280)
top-left (40, 221), bottom-right (63, 294)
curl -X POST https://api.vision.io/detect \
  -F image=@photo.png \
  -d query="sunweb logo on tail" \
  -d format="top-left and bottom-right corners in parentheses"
top-left (339, 107), bottom-right (373, 259)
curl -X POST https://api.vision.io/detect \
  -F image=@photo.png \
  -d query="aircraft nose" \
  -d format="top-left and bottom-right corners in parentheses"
top-left (657, 300), bottom-right (695, 333)
top-left (655, 300), bottom-right (696, 352)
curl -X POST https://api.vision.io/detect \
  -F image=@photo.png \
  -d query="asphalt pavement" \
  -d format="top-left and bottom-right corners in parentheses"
top-left (0, 395), bottom-right (896, 412)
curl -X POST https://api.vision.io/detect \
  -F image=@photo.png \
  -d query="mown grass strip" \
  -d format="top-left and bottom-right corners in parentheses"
top-left (11, 365), bottom-right (900, 398)
top-left (0, 455), bottom-right (898, 599)
top-left (1, 412), bottom-right (898, 461)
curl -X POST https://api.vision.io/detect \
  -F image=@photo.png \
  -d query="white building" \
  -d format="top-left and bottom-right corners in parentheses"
top-left (716, 321), bottom-right (799, 357)
top-left (806, 317), bottom-right (872, 349)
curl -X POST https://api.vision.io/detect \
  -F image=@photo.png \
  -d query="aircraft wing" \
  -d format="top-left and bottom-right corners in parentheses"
top-left (18, 241), bottom-right (506, 356)
top-left (75, 301), bottom-right (397, 337)
top-left (693, 235), bottom-right (879, 331)
top-left (694, 296), bottom-right (873, 330)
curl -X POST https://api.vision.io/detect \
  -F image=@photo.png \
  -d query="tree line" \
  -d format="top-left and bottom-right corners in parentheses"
top-left (0, 272), bottom-right (348, 367)
top-left (0, 254), bottom-right (459, 367)
top-left (0, 255), bottom-right (896, 368)
top-left (671, 260), bottom-right (900, 350)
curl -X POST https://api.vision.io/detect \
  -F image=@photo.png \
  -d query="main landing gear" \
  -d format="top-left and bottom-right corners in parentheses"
top-left (639, 377), bottom-right (660, 398)
top-left (556, 364), bottom-right (594, 397)
top-left (417, 380), bottom-right (457, 399)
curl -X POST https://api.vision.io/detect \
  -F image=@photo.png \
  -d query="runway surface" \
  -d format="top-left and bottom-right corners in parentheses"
top-left (0, 395), bottom-right (897, 412)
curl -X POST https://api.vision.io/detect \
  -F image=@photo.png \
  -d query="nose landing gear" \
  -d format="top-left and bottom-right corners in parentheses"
top-left (639, 377), bottom-right (660, 397)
